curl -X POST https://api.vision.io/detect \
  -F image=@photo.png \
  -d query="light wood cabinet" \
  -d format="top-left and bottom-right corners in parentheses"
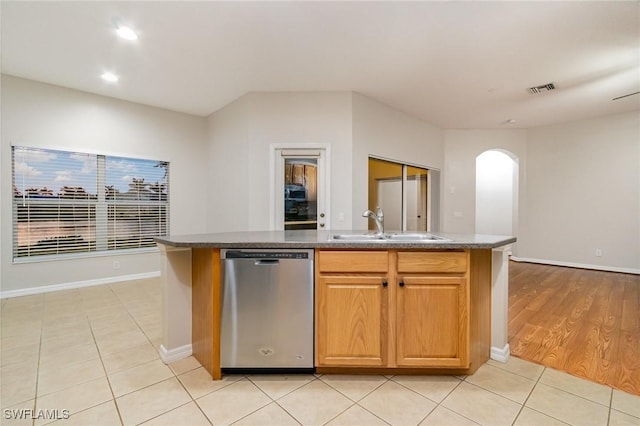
top-left (396, 276), bottom-right (468, 367)
top-left (315, 249), bottom-right (472, 370)
top-left (315, 251), bottom-right (389, 366)
top-left (316, 275), bottom-right (388, 366)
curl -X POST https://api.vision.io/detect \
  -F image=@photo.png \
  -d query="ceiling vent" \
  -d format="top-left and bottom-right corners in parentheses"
top-left (527, 83), bottom-right (556, 94)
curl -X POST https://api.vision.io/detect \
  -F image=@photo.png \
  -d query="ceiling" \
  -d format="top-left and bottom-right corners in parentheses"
top-left (2, 1), bottom-right (639, 129)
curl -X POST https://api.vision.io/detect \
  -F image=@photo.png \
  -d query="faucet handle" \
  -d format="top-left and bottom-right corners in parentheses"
top-left (376, 206), bottom-right (384, 218)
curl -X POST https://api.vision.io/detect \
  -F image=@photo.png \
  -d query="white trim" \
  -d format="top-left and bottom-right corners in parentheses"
top-left (270, 143), bottom-right (331, 231)
top-left (0, 271), bottom-right (160, 299)
top-left (490, 344), bottom-right (511, 363)
top-left (12, 247), bottom-right (159, 264)
top-left (510, 256), bottom-right (639, 275)
top-left (159, 344), bottom-right (193, 364)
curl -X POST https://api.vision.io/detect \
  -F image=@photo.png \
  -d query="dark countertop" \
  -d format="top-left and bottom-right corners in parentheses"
top-left (155, 230), bottom-right (516, 250)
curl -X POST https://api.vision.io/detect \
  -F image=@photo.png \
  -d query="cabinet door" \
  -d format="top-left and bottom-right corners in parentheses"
top-left (316, 275), bottom-right (388, 366)
top-left (396, 276), bottom-right (469, 367)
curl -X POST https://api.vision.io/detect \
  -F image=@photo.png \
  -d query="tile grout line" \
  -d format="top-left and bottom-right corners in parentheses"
top-left (508, 365), bottom-right (547, 426)
top-left (319, 375), bottom-right (391, 426)
top-left (30, 307), bottom-right (45, 426)
top-left (320, 373), bottom-right (390, 403)
top-left (105, 282), bottom-right (191, 424)
top-left (171, 363), bottom-right (216, 426)
top-left (87, 287), bottom-right (125, 426)
top-left (606, 387), bottom-right (613, 426)
top-left (389, 375), bottom-right (462, 425)
top-left (251, 374), bottom-right (317, 425)
top-left (266, 374), bottom-right (322, 426)
top-left (537, 374), bottom-right (616, 409)
top-left (432, 378), bottom-right (484, 426)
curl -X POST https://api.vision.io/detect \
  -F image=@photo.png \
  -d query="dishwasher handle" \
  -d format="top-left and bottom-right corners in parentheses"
top-left (254, 259), bottom-right (279, 266)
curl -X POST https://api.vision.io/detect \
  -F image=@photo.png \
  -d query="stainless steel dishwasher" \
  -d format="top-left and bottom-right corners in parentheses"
top-left (220, 249), bottom-right (314, 371)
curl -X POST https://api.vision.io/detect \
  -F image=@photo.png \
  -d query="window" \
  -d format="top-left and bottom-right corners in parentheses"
top-left (12, 146), bottom-right (169, 260)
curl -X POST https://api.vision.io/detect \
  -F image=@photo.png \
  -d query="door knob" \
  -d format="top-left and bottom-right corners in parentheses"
top-left (320, 213), bottom-right (325, 218)
top-left (320, 223), bottom-right (325, 228)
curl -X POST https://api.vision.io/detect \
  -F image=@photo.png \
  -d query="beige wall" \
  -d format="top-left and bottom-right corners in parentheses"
top-left (520, 111), bottom-right (640, 272)
top-left (1, 76), bottom-right (208, 293)
top-left (443, 129), bottom-right (527, 240)
top-left (206, 92), bottom-right (354, 232)
top-left (352, 93), bottom-right (444, 230)
top-left (206, 92), bottom-right (444, 232)
top-left (205, 95), bottom-right (251, 232)
top-left (443, 112), bottom-right (640, 272)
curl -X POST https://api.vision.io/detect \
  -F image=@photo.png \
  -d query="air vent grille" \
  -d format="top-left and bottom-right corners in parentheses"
top-left (528, 83), bottom-right (556, 94)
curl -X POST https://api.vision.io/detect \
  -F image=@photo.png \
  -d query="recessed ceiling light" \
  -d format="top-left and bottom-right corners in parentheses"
top-left (101, 72), bottom-right (119, 83)
top-left (116, 25), bottom-right (138, 41)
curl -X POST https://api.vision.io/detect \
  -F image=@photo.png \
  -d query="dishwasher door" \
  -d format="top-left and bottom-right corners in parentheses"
top-left (220, 249), bottom-right (314, 370)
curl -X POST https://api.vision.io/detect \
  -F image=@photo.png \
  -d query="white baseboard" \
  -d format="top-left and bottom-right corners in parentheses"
top-left (510, 256), bottom-right (639, 275)
top-left (0, 271), bottom-right (161, 299)
top-left (490, 344), bottom-right (511, 363)
top-left (159, 344), bottom-right (193, 364)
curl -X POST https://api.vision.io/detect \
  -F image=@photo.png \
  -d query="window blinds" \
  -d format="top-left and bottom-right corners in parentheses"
top-left (12, 146), bottom-right (169, 260)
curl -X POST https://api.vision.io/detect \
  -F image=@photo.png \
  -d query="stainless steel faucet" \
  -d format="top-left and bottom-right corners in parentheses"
top-left (362, 207), bottom-right (385, 235)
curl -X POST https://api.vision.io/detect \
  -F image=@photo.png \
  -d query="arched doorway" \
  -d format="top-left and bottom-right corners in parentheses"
top-left (475, 150), bottom-right (519, 241)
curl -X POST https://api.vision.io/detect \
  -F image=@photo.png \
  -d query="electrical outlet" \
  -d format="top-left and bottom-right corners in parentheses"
top-left (113, 261), bottom-right (121, 269)
top-left (595, 249), bottom-right (602, 257)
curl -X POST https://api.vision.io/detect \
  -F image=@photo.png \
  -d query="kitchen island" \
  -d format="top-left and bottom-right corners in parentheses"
top-left (155, 230), bottom-right (515, 379)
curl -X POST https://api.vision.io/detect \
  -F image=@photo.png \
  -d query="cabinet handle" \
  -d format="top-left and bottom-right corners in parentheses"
top-left (399, 280), bottom-right (405, 287)
top-left (382, 280), bottom-right (388, 287)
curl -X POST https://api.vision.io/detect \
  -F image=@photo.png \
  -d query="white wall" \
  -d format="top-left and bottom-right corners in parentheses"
top-left (443, 129), bottom-right (527, 239)
top-left (205, 95), bottom-right (250, 232)
top-left (1, 76), bottom-right (208, 293)
top-left (351, 93), bottom-right (444, 230)
top-left (520, 111), bottom-right (640, 272)
top-left (206, 92), bottom-right (354, 232)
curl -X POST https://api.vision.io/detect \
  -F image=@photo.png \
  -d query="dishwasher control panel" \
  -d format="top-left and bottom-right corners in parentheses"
top-left (224, 251), bottom-right (310, 260)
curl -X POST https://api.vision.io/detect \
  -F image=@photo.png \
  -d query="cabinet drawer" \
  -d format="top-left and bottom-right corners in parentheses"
top-left (318, 251), bottom-right (388, 273)
top-left (397, 251), bottom-right (467, 273)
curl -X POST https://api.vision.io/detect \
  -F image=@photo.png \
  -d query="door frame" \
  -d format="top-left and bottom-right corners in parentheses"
top-left (270, 144), bottom-right (331, 231)
top-left (368, 156), bottom-right (437, 232)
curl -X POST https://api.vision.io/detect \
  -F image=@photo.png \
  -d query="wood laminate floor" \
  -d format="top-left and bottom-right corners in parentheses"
top-left (508, 261), bottom-right (640, 396)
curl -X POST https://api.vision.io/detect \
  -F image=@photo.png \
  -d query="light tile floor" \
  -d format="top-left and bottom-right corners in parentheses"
top-left (1, 278), bottom-right (639, 426)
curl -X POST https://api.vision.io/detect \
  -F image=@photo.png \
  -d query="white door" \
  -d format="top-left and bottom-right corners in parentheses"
top-left (272, 146), bottom-right (330, 231)
top-left (377, 179), bottom-right (402, 231)
top-left (406, 175), bottom-right (427, 231)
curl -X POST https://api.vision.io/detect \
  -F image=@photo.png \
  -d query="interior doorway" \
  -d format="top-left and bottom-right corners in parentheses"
top-left (475, 150), bottom-right (519, 241)
top-left (271, 146), bottom-right (329, 231)
top-left (283, 158), bottom-right (318, 230)
top-left (368, 157), bottom-right (439, 232)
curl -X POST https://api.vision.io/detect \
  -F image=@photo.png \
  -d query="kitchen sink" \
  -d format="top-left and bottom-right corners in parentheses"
top-left (385, 233), bottom-right (450, 241)
top-left (330, 234), bottom-right (387, 241)
top-left (330, 233), bottom-right (451, 242)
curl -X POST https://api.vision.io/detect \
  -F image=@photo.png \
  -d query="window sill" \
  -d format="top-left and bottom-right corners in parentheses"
top-left (12, 247), bottom-right (160, 264)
